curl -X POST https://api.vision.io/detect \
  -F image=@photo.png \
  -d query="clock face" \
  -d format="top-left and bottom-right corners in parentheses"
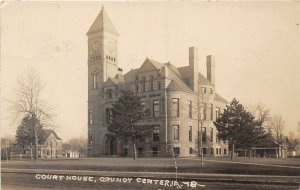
top-left (90, 40), bottom-right (100, 54)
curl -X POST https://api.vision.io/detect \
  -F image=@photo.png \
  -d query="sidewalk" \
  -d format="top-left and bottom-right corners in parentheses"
top-left (3, 167), bottom-right (300, 186)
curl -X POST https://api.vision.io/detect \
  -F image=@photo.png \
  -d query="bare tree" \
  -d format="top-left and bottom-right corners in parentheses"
top-left (9, 69), bottom-right (53, 160)
top-left (247, 103), bottom-right (270, 128)
top-left (287, 131), bottom-right (300, 151)
top-left (268, 115), bottom-right (286, 144)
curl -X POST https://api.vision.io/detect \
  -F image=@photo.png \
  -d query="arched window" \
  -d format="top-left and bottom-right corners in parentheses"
top-left (150, 76), bottom-right (154, 91)
top-left (105, 108), bottom-right (111, 124)
top-left (93, 74), bottom-right (98, 89)
top-left (157, 81), bottom-right (161, 90)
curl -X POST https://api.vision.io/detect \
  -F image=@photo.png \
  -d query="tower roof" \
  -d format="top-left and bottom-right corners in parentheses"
top-left (87, 6), bottom-right (119, 35)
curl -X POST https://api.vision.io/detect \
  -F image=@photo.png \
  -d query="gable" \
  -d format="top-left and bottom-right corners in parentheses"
top-left (138, 58), bottom-right (163, 73)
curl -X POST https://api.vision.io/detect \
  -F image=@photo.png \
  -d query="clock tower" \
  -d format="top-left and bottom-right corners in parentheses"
top-left (87, 6), bottom-right (119, 156)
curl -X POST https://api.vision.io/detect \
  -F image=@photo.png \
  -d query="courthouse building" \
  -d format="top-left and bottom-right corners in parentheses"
top-left (87, 7), bottom-right (228, 157)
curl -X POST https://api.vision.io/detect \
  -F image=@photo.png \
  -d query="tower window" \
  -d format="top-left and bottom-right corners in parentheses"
top-left (88, 109), bottom-right (93, 125)
top-left (188, 101), bottom-right (192, 118)
top-left (216, 107), bottom-right (221, 120)
top-left (202, 127), bottom-right (207, 142)
top-left (210, 127), bottom-right (213, 142)
top-left (88, 131), bottom-right (93, 144)
top-left (153, 126), bottom-right (160, 142)
top-left (157, 81), bottom-right (161, 90)
top-left (189, 126), bottom-right (192, 142)
top-left (93, 75), bottom-right (98, 89)
top-left (172, 98), bottom-right (179, 117)
top-left (153, 100), bottom-right (160, 118)
top-left (173, 125), bottom-right (179, 141)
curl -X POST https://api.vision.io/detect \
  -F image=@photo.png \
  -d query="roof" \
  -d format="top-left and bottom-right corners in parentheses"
top-left (39, 129), bottom-right (62, 144)
top-left (165, 64), bottom-right (193, 92)
top-left (214, 93), bottom-right (228, 104)
top-left (198, 73), bottom-right (213, 86)
top-left (87, 6), bottom-right (119, 35)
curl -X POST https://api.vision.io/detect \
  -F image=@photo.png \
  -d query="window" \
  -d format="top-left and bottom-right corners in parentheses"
top-left (210, 127), bottom-right (213, 142)
top-left (153, 126), bottom-right (160, 142)
top-left (203, 148), bottom-right (207, 155)
top-left (202, 127), bottom-right (207, 142)
top-left (210, 104), bottom-right (214, 120)
top-left (216, 148), bottom-right (218, 155)
top-left (172, 98), bottom-right (179, 117)
top-left (173, 147), bottom-right (180, 155)
top-left (201, 87), bottom-right (206, 94)
top-left (138, 148), bottom-right (144, 156)
top-left (216, 107), bottom-right (221, 120)
top-left (152, 147), bottom-right (158, 156)
top-left (93, 75), bottom-right (98, 89)
top-left (150, 76), bottom-right (154, 91)
top-left (173, 125), bottom-right (179, 141)
top-left (153, 100), bottom-right (160, 118)
top-left (188, 101), bottom-right (192, 118)
top-left (88, 109), bottom-right (93, 124)
top-left (189, 126), bottom-right (192, 142)
top-left (105, 108), bottom-right (111, 123)
top-left (211, 148), bottom-right (214, 155)
top-left (157, 81), bottom-right (161, 90)
top-left (141, 101), bottom-right (146, 117)
top-left (210, 88), bottom-right (213, 94)
top-left (88, 131), bottom-right (93, 144)
top-left (108, 89), bottom-right (113, 99)
top-left (142, 77), bottom-right (146, 92)
top-left (224, 149), bottom-right (227, 155)
top-left (219, 148), bottom-right (222, 155)
top-left (189, 148), bottom-right (193, 154)
top-left (88, 149), bottom-right (93, 156)
top-left (124, 148), bottom-right (128, 156)
top-left (135, 84), bottom-right (139, 93)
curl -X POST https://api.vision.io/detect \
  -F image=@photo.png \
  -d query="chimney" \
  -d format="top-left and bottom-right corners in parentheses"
top-left (189, 47), bottom-right (198, 91)
top-left (206, 55), bottom-right (215, 86)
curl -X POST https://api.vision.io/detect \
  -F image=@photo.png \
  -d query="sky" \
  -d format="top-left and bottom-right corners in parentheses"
top-left (1, 1), bottom-right (300, 141)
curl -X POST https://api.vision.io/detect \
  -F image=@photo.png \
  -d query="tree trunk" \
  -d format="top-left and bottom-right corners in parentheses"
top-left (34, 126), bottom-right (39, 160)
top-left (133, 141), bottom-right (137, 160)
top-left (231, 143), bottom-right (235, 160)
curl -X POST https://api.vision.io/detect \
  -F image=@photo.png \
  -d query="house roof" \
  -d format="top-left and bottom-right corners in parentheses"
top-left (39, 129), bottom-right (62, 144)
top-left (87, 6), bottom-right (119, 35)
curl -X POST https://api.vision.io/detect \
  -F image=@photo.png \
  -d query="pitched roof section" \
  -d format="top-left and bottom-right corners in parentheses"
top-left (198, 73), bottom-right (213, 86)
top-left (165, 64), bottom-right (193, 92)
top-left (214, 93), bottom-right (228, 104)
top-left (87, 7), bottom-right (119, 35)
top-left (39, 129), bottom-right (62, 144)
top-left (138, 58), bottom-right (164, 73)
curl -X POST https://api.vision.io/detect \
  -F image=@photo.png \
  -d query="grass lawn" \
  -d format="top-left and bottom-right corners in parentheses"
top-left (2, 157), bottom-right (300, 176)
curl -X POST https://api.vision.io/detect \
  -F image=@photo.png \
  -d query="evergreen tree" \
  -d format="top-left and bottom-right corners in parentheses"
top-left (108, 91), bottom-right (153, 159)
top-left (214, 98), bottom-right (267, 159)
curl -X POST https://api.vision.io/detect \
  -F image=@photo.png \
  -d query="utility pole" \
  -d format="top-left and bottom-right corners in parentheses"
top-left (165, 87), bottom-right (168, 156)
top-left (197, 84), bottom-right (204, 167)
